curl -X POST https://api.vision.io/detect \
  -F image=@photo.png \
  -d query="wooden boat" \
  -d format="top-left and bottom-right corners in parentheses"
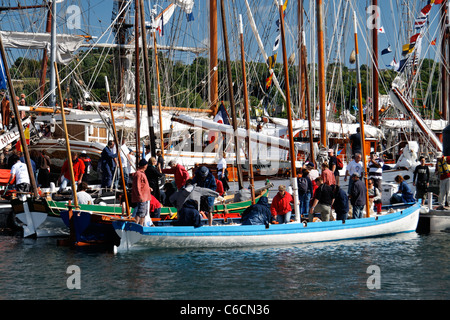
top-left (9, 187), bottom-right (269, 242)
top-left (112, 201), bottom-right (421, 251)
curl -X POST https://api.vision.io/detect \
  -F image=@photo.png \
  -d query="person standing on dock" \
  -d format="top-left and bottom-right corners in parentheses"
top-left (321, 162), bottom-right (336, 186)
top-left (349, 173), bottom-right (366, 219)
top-left (413, 156), bottom-right (430, 204)
top-left (309, 177), bottom-right (334, 222)
top-left (436, 154), bottom-right (450, 210)
top-left (344, 153), bottom-right (363, 194)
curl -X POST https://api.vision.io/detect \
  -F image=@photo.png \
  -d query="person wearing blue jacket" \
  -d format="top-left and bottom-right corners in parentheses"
top-left (241, 196), bottom-right (272, 226)
top-left (298, 168), bottom-right (313, 220)
top-left (391, 175), bottom-right (415, 204)
top-left (192, 166), bottom-right (217, 225)
top-left (332, 185), bottom-right (349, 221)
top-left (99, 140), bottom-right (118, 188)
top-left (176, 199), bottom-right (202, 228)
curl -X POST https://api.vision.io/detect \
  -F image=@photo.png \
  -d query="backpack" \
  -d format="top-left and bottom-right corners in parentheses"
top-left (336, 157), bottom-right (344, 170)
top-left (298, 177), bottom-right (308, 194)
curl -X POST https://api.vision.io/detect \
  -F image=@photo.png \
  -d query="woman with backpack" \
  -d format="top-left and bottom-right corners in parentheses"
top-left (298, 168), bottom-right (313, 220)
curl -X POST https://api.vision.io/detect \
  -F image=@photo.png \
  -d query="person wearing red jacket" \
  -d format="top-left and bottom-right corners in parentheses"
top-left (270, 185), bottom-right (294, 224)
top-left (215, 178), bottom-right (224, 196)
top-left (162, 160), bottom-right (190, 190)
top-left (149, 193), bottom-right (162, 219)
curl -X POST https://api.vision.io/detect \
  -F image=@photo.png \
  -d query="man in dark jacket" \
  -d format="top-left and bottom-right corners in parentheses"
top-left (241, 196), bottom-right (272, 226)
top-left (349, 173), bottom-right (366, 219)
top-left (192, 166), bottom-right (217, 222)
top-left (99, 140), bottom-right (118, 188)
top-left (176, 199), bottom-right (202, 228)
top-left (332, 185), bottom-right (349, 221)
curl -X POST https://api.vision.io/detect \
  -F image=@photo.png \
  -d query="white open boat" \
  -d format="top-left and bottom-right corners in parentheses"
top-left (112, 200), bottom-right (420, 251)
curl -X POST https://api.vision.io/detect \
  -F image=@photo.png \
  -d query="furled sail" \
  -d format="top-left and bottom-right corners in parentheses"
top-left (0, 31), bottom-right (85, 65)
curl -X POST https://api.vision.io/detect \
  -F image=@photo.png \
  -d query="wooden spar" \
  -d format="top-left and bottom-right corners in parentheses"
top-left (134, 0), bottom-right (141, 166)
top-left (372, 0), bottom-right (379, 126)
top-left (279, 3), bottom-right (300, 221)
top-left (219, 0), bottom-right (244, 190)
top-left (316, 0), bottom-right (327, 148)
top-left (353, 12), bottom-right (370, 218)
top-left (152, 32), bottom-right (165, 157)
top-left (302, 42), bottom-right (315, 167)
top-left (38, 4), bottom-right (52, 105)
top-left (210, 0), bottom-right (219, 115)
top-left (54, 62), bottom-right (78, 209)
top-left (239, 15), bottom-right (255, 205)
top-left (441, 3), bottom-right (449, 121)
top-left (139, 0), bottom-right (157, 157)
top-left (298, 0), bottom-right (305, 119)
top-left (105, 76), bottom-right (130, 216)
top-left (0, 34), bottom-right (38, 197)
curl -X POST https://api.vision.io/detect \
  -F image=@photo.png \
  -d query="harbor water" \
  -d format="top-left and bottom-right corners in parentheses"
top-left (0, 231), bottom-right (448, 301)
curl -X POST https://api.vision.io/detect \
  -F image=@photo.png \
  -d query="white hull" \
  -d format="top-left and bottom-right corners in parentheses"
top-left (113, 203), bottom-right (420, 251)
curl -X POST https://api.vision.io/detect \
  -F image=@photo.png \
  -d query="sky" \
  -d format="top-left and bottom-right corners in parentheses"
top-left (0, 0), bottom-right (445, 69)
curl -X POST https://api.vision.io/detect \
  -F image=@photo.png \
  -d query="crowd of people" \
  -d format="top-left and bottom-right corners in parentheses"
top-left (2, 134), bottom-right (433, 227)
top-left (264, 147), bottom-right (423, 224)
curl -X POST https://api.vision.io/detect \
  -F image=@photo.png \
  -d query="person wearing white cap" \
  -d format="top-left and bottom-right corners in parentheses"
top-left (344, 153), bottom-right (363, 194)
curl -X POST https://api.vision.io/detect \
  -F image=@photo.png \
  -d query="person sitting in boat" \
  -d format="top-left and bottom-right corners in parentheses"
top-left (390, 175), bottom-right (415, 205)
top-left (175, 199), bottom-right (202, 228)
top-left (6, 154), bottom-right (30, 201)
top-left (349, 173), bottom-right (366, 219)
top-left (332, 185), bottom-right (348, 221)
top-left (309, 176), bottom-right (335, 222)
top-left (215, 178), bottom-right (224, 196)
top-left (270, 185), bottom-right (294, 224)
top-left (162, 160), bottom-right (190, 191)
top-left (58, 152), bottom-right (85, 193)
top-left (368, 178), bottom-right (382, 215)
top-left (241, 196), bottom-right (271, 226)
top-left (149, 193), bottom-right (162, 219)
top-left (76, 182), bottom-right (93, 205)
top-left (99, 140), bottom-right (118, 189)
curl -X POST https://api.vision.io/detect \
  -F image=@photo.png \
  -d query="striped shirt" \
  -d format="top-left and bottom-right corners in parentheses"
top-left (368, 159), bottom-right (383, 180)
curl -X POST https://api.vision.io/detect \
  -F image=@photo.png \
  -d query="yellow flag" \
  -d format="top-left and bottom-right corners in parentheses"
top-left (283, 0), bottom-right (289, 11)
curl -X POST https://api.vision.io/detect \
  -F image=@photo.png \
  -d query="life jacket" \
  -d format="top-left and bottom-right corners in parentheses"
top-left (437, 157), bottom-right (450, 176)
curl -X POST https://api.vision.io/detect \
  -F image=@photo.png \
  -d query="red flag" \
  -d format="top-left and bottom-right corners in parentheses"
top-left (265, 72), bottom-right (274, 90)
top-left (431, 38), bottom-right (437, 45)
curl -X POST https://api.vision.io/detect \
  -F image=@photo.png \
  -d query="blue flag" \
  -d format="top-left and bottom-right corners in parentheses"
top-left (0, 52), bottom-right (7, 90)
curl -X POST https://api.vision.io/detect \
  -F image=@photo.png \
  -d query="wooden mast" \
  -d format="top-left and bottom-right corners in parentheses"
top-left (139, 0), bottom-right (157, 157)
top-left (210, 0), bottom-right (219, 115)
top-left (219, 0), bottom-right (244, 189)
top-left (153, 32), bottom-right (165, 157)
top-left (238, 15), bottom-right (255, 205)
top-left (105, 76), bottom-right (130, 216)
top-left (372, 0), bottom-right (379, 126)
top-left (279, 2), bottom-right (300, 221)
top-left (353, 12), bottom-right (370, 218)
top-left (54, 62), bottom-right (78, 208)
top-left (298, 0), bottom-right (305, 119)
top-left (316, 0), bottom-right (327, 148)
top-left (134, 0), bottom-right (141, 165)
top-left (441, 2), bottom-right (449, 121)
top-left (0, 34), bottom-right (38, 197)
